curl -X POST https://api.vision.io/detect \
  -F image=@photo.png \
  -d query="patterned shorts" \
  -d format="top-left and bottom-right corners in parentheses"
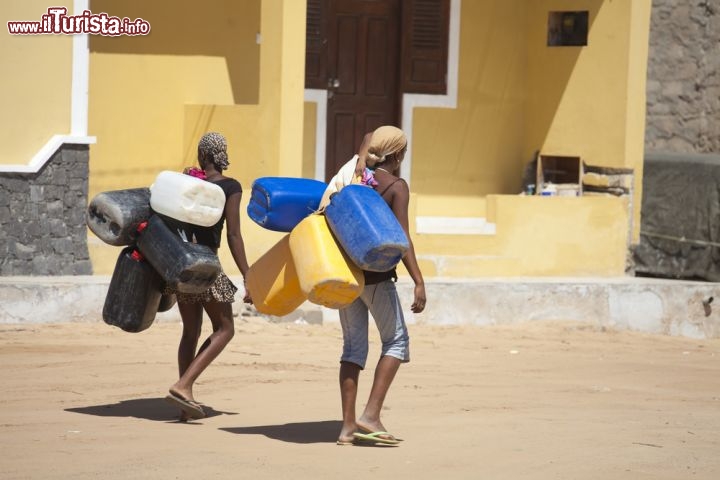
top-left (165, 272), bottom-right (238, 304)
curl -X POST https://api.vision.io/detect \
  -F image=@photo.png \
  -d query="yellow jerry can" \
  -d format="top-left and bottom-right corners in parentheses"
top-left (289, 214), bottom-right (364, 309)
top-left (246, 235), bottom-right (306, 316)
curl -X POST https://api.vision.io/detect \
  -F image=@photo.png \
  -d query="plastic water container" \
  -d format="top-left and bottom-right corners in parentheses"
top-left (246, 235), bottom-right (306, 316)
top-left (289, 214), bottom-right (364, 308)
top-left (158, 292), bottom-right (177, 312)
top-left (150, 170), bottom-right (226, 227)
top-left (136, 215), bottom-right (222, 294)
top-left (103, 247), bottom-right (163, 333)
top-left (86, 188), bottom-right (151, 246)
top-left (324, 185), bottom-right (409, 272)
top-left (247, 177), bottom-right (327, 232)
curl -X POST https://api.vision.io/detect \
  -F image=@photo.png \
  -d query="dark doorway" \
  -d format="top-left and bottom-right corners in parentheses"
top-left (324, 0), bottom-right (401, 180)
top-left (306, 0), bottom-right (450, 181)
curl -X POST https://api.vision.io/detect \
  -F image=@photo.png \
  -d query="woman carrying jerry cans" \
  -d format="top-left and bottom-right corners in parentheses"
top-left (323, 125), bottom-right (426, 446)
top-left (164, 132), bottom-right (252, 421)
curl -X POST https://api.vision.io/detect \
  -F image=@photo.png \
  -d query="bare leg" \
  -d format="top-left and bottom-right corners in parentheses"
top-left (170, 301), bottom-right (235, 402)
top-left (338, 361), bottom-right (361, 443)
top-left (177, 302), bottom-right (203, 378)
top-left (357, 355), bottom-right (401, 438)
top-left (172, 302), bottom-right (203, 421)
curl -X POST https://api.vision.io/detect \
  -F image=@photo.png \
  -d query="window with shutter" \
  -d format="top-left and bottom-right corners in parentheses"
top-left (304, 0), bottom-right (450, 94)
top-left (305, 0), bottom-right (328, 89)
top-left (401, 0), bottom-right (450, 94)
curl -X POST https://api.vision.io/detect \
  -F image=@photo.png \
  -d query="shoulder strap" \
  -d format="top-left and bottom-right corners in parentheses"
top-left (377, 178), bottom-right (402, 197)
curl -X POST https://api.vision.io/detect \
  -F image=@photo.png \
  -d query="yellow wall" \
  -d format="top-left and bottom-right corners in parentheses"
top-left (0, 1), bottom-right (72, 164)
top-left (90, 0), bottom-right (261, 105)
top-left (526, 0), bottom-right (650, 244)
top-left (411, 0), bottom-right (528, 198)
top-left (88, 0), bottom-right (260, 195)
top-left (85, 0), bottom-right (647, 278)
top-left (302, 102), bottom-right (317, 179)
top-left (1, 0), bottom-right (649, 278)
top-left (391, 0), bottom-right (649, 277)
top-left (406, 0), bottom-right (649, 208)
top-left (89, 54), bottom-right (236, 194)
top-left (526, 0), bottom-right (627, 167)
top-left (411, 195), bottom-right (630, 277)
top-left (88, 0), bottom-right (306, 275)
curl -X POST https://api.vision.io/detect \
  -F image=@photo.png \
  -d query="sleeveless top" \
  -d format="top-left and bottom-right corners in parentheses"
top-left (192, 177), bottom-right (242, 250)
top-left (363, 177), bottom-right (403, 285)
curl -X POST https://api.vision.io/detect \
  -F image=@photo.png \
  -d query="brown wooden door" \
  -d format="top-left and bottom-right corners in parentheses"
top-left (325, 0), bottom-right (401, 181)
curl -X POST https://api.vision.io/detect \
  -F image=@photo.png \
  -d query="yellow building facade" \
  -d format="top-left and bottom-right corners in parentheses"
top-left (0, 0), bottom-right (652, 278)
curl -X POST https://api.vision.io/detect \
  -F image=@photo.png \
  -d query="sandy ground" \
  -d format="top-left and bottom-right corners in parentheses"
top-left (1, 315), bottom-right (719, 480)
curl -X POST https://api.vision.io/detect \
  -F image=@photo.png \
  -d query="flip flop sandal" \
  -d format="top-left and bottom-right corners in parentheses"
top-left (165, 392), bottom-right (206, 419)
top-left (357, 424), bottom-right (403, 442)
top-left (352, 431), bottom-right (400, 445)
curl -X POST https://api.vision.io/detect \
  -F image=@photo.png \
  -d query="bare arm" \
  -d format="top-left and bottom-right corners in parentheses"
top-left (389, 180), bottom-right (426, 313)
top-left (353, 132), bottom-right (374, 177)
top-left (224, 191), bottom-right (252, 303)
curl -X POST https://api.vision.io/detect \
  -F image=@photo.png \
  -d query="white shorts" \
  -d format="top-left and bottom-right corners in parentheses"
top-left (338, 280), bottom-right (410, 369)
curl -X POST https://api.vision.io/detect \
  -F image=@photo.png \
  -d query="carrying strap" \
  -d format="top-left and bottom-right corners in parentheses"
top-left (377, 178), bottom-right (402, 198)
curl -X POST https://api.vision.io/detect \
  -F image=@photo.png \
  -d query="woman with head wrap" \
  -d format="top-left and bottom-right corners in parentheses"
top-left (164, 132), bottom-right (252, 421)
top-left (332, 125), bottom-right (427, 446)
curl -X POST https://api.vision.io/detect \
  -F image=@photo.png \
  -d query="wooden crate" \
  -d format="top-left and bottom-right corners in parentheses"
top-left (536, 155), bottom-right (583, 196)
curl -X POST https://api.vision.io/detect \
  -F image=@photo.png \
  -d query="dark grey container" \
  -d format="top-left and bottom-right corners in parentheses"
top-left (136, 215), bottom-right (221, 294)
top-left (103, 247), bottom-right (162, 333)
top-left (86, 188), bottom-right (151, 246)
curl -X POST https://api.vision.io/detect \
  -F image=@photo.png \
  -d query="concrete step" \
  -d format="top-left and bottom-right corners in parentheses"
top-left (1, 275), bottom-right (718, 339)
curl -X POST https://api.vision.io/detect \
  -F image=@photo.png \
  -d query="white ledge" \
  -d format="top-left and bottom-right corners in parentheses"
top-left (0, 134), bottom-right (96, 174)
top-left (416, 216), bottom-right (497, 235)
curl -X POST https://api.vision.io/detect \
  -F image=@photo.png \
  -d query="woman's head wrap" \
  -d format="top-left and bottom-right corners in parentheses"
top-left (198, 132), bottom-right (230, 171)
top-left (366, 126), bottom-right (407, 167)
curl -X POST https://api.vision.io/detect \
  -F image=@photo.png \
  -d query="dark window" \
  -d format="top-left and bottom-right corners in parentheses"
top-left (305, 0), bottom-right (450, 95)
top-left (305, 0), bottom-right (328, 89)
top-left (401, 0), bottom-right (450, 94)
top-left (547, 11), bottom-right (589, 47)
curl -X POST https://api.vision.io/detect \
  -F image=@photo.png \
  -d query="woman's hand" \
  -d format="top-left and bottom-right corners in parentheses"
top-left (353, 132), bottom-right (373, 178)
top-left (242, 279), bottom-right (253, 304)
top-left (410, 283), bottom-right (426, 313)
top-left (354, 154), bottom-right (367, 179)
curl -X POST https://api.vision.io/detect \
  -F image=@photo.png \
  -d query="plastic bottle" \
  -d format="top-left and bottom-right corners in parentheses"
top-left (136, 215), bottom-right (222, 294)
top-left (86, 188), bottom-right (151, 246)
top-left (324, 185), bottom-right (409, 272)
top-left (289, 214), bottom-right (364, 308)
top-left (247, 177), bottom-right (328, 232)
top-left (150, 170), bottom-right (226, 227)
top-left (103, 247), bottom-right (163, 333)
top-left (246, 235), bottom-right (306, 316)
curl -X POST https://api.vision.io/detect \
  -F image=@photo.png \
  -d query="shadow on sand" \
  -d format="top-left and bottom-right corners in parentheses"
top-left (221, 420), bottom-right (342, 444)
top-left (65, 397), bottom-right (237, 423)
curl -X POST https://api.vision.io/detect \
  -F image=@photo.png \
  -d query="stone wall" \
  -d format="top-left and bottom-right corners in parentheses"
top-left (0, 144), bottom-right (92, 275)
top-left (645, 0), bottom-right (719, 153)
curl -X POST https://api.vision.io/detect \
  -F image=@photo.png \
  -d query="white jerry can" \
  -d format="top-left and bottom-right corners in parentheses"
top-left (150, 170), bottom-right (226, 227)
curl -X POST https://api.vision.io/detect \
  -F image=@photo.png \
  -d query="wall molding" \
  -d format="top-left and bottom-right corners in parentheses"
top-left (71, 0), bottom-right (90, 137)
top-left (401, 0), bottom-right (461, 185)
top-left (416, 215), bottom-right (496, 235)
top-left (304, 88), bottom-right (328, 181)
top-left (0, 135), bottom-right (96, 174)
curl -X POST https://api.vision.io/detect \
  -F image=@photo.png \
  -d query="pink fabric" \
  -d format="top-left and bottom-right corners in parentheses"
top-left (184, 167), bottom-right (207, 180)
